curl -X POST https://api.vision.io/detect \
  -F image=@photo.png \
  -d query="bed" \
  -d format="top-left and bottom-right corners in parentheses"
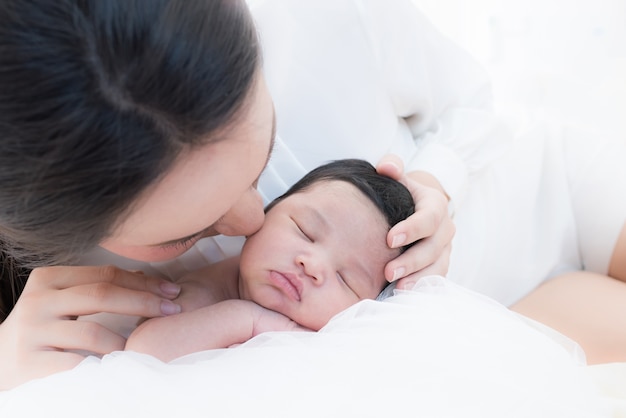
top-left (0, 277), bottom-right (622, 417)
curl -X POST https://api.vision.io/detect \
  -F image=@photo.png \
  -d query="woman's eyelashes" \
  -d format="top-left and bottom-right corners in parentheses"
top-left (160, 235), bottom-right (199, 251)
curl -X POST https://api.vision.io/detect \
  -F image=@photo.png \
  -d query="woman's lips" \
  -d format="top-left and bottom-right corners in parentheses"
top-left (269, 271), bottom-right (302, 301)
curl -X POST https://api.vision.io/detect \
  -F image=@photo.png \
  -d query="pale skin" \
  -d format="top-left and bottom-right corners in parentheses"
top-left (0, 75), bottom-right (454, 389)
top-left (511, 223), bottom-right (626, 364)
top-left (126, 181), bottom-right (397, 361)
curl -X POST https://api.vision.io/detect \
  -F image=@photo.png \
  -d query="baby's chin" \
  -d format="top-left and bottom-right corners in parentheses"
top-left (290, 312), bottom-right (330, 332)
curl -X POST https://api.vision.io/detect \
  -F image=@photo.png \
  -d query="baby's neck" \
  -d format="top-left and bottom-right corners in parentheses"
top-left (214, 257), bottom-right (242, 301)
top-left (177, 256), bottom-right (242, 308)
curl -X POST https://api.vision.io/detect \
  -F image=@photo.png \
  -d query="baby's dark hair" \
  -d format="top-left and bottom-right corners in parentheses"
top-left (265, 159), bottom-right (415, 253)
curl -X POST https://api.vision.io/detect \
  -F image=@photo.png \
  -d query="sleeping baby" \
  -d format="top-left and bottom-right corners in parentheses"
top-left (125, 159), bottom-right (415, 360)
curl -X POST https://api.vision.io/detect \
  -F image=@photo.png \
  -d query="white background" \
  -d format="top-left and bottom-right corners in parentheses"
top-left (414, 0), bottom-right (626, 134)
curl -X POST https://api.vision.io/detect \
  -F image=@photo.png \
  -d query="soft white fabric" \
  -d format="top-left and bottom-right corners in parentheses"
top-left (252, 0), bottom-right (510, 207)
top-left (0, 277), bottom-right (610, 417)
top-left (586, 362), bottom-right (626, 416)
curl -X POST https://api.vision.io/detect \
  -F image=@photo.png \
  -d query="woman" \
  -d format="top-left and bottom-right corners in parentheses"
top-left (0, 0), bottom-right (455, 389)
top-left (0, 0), bottom-right (624, 390)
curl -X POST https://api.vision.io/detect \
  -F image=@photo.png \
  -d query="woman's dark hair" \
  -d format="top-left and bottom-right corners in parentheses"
top-left (0, 0), bottom-right (260, 319)
top-left (266, 159), bottom-right (416, 254)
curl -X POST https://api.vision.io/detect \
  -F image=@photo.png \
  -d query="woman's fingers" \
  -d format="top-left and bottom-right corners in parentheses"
top-left (376, 154), bottom-right (455, 281)
top-left (393, 244), bottom-right (452, 290)
top-left (22, 265), bottom-right (181, 319)
top-left (388, 181), bottom-right (450, 246)
top-left (26, 265), bottom-right (181, 299)
top-left (375, 154), bottom-right (405, 181)
top-left (42, 319), bottom-right (127, 354)
top-left (384, 227), bottom-right (453, 282)
top-left (35, 281), bottom-right (182, 319)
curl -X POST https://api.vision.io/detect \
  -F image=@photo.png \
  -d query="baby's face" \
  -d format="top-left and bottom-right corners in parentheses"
top-left (239, 180), bottom-right (397, 330)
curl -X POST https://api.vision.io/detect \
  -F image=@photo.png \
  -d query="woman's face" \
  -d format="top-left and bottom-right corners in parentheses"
top-left (100, 76), bottom-right (276, 262)
top-left (238, 181), bottom-right (397, 330)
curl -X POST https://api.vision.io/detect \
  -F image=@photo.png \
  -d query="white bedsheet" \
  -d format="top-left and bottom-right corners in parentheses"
top-left (0, 277), bottom-right (612, 417)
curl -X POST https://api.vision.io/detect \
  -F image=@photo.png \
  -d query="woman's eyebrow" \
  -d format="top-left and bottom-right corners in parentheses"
top-left (155, 228), bottom-right (207, 248)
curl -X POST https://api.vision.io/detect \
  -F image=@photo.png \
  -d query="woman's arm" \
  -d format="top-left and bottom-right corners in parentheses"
top-left (125, 299), bottom-right (305, 362)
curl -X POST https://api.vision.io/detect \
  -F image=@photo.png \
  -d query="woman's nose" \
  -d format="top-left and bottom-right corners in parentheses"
top-left (214, 188), bottom-right (265, 237)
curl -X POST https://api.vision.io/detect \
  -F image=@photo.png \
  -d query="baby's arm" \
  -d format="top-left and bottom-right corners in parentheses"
top-left (125, 299), bottom-right (305, 362)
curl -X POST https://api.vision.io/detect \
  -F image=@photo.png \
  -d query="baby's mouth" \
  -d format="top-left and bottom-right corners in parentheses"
top-left (269, 271), bottom-right (302, 301)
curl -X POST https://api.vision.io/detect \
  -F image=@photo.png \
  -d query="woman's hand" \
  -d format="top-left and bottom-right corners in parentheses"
top-left (173, 257), bottom-right (241, 312)
top-left (0, 265), bottom-right (181, 390)
top-left (376, 155), bottom-right (455, 289)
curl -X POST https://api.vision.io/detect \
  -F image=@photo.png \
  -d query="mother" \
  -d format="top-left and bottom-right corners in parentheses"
top-left (0, 0), bottom-right (457, 389)
top-left (0, 0), bottom-right (624, 390)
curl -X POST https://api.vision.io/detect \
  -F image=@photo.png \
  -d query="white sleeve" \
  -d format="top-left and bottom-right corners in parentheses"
top-left (251, 0), bottom-right (512, 207)
top-left (355, 0), bottom-right (512, 205)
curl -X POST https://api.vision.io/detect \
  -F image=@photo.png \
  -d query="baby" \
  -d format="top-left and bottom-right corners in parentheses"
top-left (126, 159), bottom-right (415, 360)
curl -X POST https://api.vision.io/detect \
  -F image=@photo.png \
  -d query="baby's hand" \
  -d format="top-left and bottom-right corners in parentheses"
top-left (247, 303), bottom-right (311, 336)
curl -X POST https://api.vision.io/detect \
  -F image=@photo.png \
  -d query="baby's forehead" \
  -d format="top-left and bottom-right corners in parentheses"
top-left (299, 179), bottom-right (373, 201)
top-left (295, 181), bottom-right (392, 240)
top-left (288, 179), bottom-right (386, 220)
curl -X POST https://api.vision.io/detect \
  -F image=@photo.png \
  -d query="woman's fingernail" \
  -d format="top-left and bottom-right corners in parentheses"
top-left (381, 161), bottom-right (400, 171)
top-left (160, 300), bottom-right (182, 315)
top-left (392, 267), bottom-right (406, 282)
top-left (160, 282), bottom-right (181, 297)
top-left (391, 233), bottom-right (406, 248)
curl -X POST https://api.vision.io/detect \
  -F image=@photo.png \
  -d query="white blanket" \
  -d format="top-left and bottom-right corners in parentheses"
top-left (0, 277), bottom-right (612, 417)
